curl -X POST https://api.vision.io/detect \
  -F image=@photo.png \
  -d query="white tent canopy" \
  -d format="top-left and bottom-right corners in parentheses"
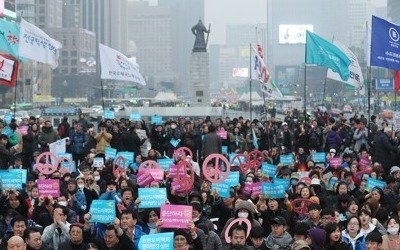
top-left (153, 92), bottom-right (179, 102)
top-left (238, 91), bottom-right (264, 105)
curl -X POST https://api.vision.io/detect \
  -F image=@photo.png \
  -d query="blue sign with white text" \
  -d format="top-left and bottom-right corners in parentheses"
top-left (371, 15), bottom-right (400, 70)
top-left (138, 232), bottom-right (174, 250)
top-left (89, 200), bottom-right (116, 223)
top-left (138, 188), bottom-right (167, 208)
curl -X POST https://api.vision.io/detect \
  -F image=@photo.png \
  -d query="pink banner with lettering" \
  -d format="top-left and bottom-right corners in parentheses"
top-left (137, 170), bottom-right (155, 187)
top-left (329, 157), bottom-right (342, 168)
top-left (150, 168), bottom-right (164, 181)
top-left (216, 130), bottom-right (227, 139)
top-left (251, 182), bottom-right (262, 197)
top-left (37, 179), bottom-right (60, 197)
top-left (160, 205), bottom-right (192, 229)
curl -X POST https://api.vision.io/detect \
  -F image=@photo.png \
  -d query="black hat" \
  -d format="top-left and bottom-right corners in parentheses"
top-left (270, 216), bottom-right (286, 226)
top-left (107, 180), bottom-right (117, 186)
top-left (191, 202), bottom-right (203, 213)
top-left (174, 229), bottom-right (190, 242)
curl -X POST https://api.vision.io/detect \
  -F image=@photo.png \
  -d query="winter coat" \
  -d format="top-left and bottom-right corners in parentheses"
top-left (69, 131), bottom-right (88, 154)
top-left (341, 231), bottom-right (366, 250)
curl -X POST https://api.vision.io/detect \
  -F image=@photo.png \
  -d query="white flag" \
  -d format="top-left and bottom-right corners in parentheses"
top-left (19, 19), bottom-right (62, 69)
top-left (326, 38), bottom-right (365, 95)
top-left (0, 55), bottom-right (15, 81)
top-left (251, 46), bottom-right (283, 99)
top-left (99, 43), bottom-right (146, 85)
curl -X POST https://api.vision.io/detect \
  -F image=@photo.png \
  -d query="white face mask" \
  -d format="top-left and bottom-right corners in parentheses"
top-left (171, 124), bottom-right (177, 129)
top-left (94, 176), bottom-right (100, 181)
top-left (58, 201), bottom-right (67, 207)
top-left (387, 227), bottom-right (399, 235)
top-left (78, 184), bottom-right (84, 189)
top-left (238, 212), bottom-right (249, 218)
top-left (193, 217), bottom-right (200, 222)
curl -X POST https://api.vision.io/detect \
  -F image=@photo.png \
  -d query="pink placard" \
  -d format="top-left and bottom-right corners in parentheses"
top-left (168, 165), bottom-right (184, 178)
top-left (160, 205), bottom-right (192, 229)
top-left (18, 126), bottom-right (28, 136)
top-left (150, 168), bottom-right (164, 181)
top-left (137, 170), bottom-right (155, 187)
top-left (359, 157), bottom-right (372, 170)
top-left (37, 179), bottom-right (60, 198)
top-left (329, 157), bottom-right (342, 168)
top-left (251, 182), bottom-right (262, 197)
top-left (243, 183), bottom-right (253, 196)
top-left (216, 130), bottom-right (227, 139)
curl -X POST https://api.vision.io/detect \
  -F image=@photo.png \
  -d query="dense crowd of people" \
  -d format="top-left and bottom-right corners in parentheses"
top-left (0, 110), bottom-right (399, 250)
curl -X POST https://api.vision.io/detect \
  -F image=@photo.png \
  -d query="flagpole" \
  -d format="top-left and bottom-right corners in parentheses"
top-left (322, 68), bottom-right (329, 111)
top-left (13, 82), bottom-right (17, 118)
top-left (249, 43), bottom-right (253, 121)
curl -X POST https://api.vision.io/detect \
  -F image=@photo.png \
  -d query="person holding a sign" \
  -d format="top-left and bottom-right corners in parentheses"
top-left (38, 121), bottom-right (60, 153)
top-left (102, 218), bottom-right (132, 250)
top-left (120, 209), bottom-right (146, 249)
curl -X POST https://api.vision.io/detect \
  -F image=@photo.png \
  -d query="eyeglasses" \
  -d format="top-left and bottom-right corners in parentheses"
top-left (348, 223), bottom-right (359, 226)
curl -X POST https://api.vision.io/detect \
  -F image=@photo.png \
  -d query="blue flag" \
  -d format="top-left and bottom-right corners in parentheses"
top-left (370, 15), bottom-right (400, 70)
top-left (0, 19), bottom-right (20, 59)
top-left (306, 31), bottom-right (350, 81)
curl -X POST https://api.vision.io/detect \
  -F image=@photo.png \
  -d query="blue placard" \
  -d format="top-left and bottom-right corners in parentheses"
top-left (1, 126), bottom-right (12, 136)
top-left (0, 170), bottom-right (23, 190)
top-left (366, 178), bottom-right (386, 192)
top-left (9, 169), bottom-right (27, 184)
top-left (328, 177), bottom-right (339, 191)
top-left (261, 163), bottom-right (278, 177)
top-left (169, 138), bottom-right (180, 148)
top-left (212, 183), bottom-right (231, 198)
top-left (157, 158), bottom-right (174, 171)
top-left (57, 153), bottom-right (72, 160)
top-left (138, 232), bottom-right (174, 250)
top-left (273, 178), bottom-right (291, 191)
top-left (89, 200), bottom-right (116, 223)
top-left (151, 115), bottom-right (163, 125)
top-left (223, 171), bottom-right (240, 187)
top-left (138, 188), bottom-right (167, 208)
top-left (261, 182), bottom-right (286, 198)
top-left (229, 153), bottom-right (247, 165)
top-left (221, 146), bottom-right (228, 155)
top-left (105, 146), bottom-right (117, 160)
top-left (375, 78), bottom-right (394, 91)
top-left (104, 110), bottom-right (115, 119)
top-left (311, 152), bottom-right (326, 163)
top-left (115, 151), bottom-right (134, 168)
top-left (129, 112), bottom-right (141, 121)
top-left (279, 154), bottom-right (294, 166)
top-left (60, 160), bottom-right (76, 173)
top-left (4, 113), bottom-right (11, 124)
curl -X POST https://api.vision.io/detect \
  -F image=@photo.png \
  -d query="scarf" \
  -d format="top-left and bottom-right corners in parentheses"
top-left (265, 232), bottom-right (292, 250)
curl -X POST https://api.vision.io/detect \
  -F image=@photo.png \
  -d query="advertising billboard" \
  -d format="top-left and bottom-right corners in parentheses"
top-left (279, 25), bottom-right (314, 44)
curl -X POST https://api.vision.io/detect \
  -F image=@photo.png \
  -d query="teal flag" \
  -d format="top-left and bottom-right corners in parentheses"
top-left (306, 31), bottom-right (350, 81)
top-left (0, 19), bottom-right (20, 59)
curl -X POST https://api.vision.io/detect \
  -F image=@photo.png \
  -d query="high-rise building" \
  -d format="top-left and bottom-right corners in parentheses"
top-left (35, 0), bottom-right (63, 29)
top-left (127, 1), bottom-right (174, 90)
top-left (158, 0), bottom-right (204, 96)
top-left (80, 0), bottom-right (128, 52)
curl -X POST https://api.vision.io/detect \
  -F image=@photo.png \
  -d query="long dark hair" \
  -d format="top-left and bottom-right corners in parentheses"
top-left (81, 242), bottom-right (99, 250)
top-left (324, 222), bottom-right (341, 246)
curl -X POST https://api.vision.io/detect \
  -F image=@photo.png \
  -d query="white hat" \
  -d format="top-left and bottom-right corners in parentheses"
top-left (310, 178), bottom-right (320, 186)
top-left (390, 166), bottom-right (400, 175)
top-left (282, 122), bottom-right (288, 126)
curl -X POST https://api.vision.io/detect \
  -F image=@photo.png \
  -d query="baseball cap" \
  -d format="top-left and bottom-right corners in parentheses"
top-left (270, 216), bottom-right (286, 226)
top-left (390, 166), bottom-right (400, 175)
top-left (329, 148), bottom-right (336, 154)
top-left (282, 122), bottom-right (288, 126)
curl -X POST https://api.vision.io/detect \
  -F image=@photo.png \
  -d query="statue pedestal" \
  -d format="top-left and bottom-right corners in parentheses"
top-left (190, 52), bottom-right (210, 107)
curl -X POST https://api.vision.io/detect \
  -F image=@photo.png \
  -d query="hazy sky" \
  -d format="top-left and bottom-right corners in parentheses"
top-left (205, 0), bottom-right (266, 45)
